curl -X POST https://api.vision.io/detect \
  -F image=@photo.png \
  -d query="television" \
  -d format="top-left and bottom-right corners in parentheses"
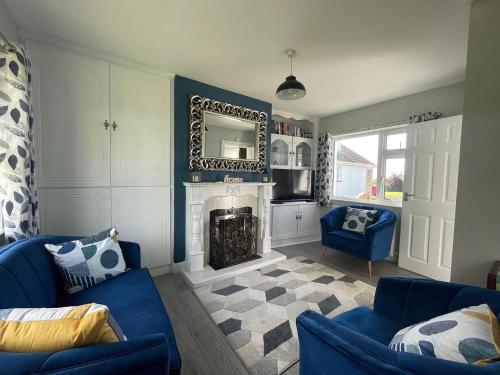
top-left (271, 169), bottom-right (315, 202)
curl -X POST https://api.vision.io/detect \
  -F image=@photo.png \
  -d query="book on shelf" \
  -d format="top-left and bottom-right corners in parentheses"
top-left (271, 120), bottom-right (313, 138)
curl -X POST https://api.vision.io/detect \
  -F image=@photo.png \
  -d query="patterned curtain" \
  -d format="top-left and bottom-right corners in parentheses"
top-left (0, 45), bottom-right (38, 243)
top-left (409, 112), bottom-right (443, 124)
top-left (314, 132), bottom-right (335, 206)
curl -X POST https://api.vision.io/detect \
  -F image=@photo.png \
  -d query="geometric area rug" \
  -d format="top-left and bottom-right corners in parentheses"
top-left (194, 256), bottom-right (376, 375)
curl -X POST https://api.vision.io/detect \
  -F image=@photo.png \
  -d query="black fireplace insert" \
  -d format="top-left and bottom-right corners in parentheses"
top-left (209, 206), bottom-right (259, 270)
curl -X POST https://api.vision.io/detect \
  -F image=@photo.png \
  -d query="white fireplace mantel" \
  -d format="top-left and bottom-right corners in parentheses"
top-left (183, 181), bottom-right (276, 273)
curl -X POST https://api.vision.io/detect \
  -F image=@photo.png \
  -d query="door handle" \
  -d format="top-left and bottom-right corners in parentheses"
top-left (112, 121), bottom-right (118, 131)
top-left (103, 120), bottom-right (110, 130)
top-left (403, 192), bottom-right (414, 201)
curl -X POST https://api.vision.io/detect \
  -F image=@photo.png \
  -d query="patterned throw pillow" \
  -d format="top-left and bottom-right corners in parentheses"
top-left (45, 228), bottom-right (126, 294)
top-left (389, 304), bottom-right (500, 365)
top-left (342, 207), bottom-right (378, 234)
top-left (0, 303), bottom-right (126, 352)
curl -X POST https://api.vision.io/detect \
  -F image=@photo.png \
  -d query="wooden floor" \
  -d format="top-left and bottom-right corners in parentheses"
top-left (153, 241), bottom-right (422, 375)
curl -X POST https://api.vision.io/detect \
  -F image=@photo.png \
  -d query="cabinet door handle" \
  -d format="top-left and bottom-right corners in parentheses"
top-left (112, 121), bottom-right (119, 131)
top-left (103, 120), bottom-right (110, 130)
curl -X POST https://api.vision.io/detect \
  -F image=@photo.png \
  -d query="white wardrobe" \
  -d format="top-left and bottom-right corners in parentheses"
top-left (29, 41), bottom-right (172, 274)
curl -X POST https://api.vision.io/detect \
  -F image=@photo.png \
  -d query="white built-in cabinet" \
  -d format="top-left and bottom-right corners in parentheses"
top-left (270, 134), bottom-right (314, 170)
top-left (271, 202), bottom-right (321, 246)
top-left (29, 41), bottom-right (172, 273)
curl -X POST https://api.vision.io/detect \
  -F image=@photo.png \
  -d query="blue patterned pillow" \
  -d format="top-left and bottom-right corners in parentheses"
top-left (45, 228), bottom-right (126, 294)
top-left (389, 304), bottom-right (500, 365)
top-left (342, 207), bottom-right (378, 234)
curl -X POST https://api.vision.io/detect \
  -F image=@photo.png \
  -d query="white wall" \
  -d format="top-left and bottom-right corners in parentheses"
top-left (0, 2), bottom-right (18, 42)
top-left (319, 82), bottom-right (465, 133)
top-left (451, 0), bottom-right (500, 287)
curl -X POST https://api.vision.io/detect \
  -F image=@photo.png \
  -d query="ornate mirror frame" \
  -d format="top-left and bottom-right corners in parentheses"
top-left (189, 94), bottom-right (268, 172)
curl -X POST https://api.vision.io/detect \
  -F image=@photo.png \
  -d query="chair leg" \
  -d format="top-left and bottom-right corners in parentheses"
top-left (368, 261), bottom-right (372, 278)
top-left (322, 246), bottom-right (327, 256)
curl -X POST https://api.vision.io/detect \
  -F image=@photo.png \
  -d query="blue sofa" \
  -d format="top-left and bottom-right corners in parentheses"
top-left (320, 205), bottom-right (397, 277)
top-left (297, 277), bottom-right (500, 374)
top-left (0, 236), bottom-right (181, 375)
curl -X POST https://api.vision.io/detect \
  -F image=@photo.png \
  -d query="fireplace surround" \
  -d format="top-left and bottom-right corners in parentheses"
top-left (182, 182), bottom-right (280, 284)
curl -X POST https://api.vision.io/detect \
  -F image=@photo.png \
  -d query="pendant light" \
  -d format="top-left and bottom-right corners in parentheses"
top-left (276, 49), bottom-right (306, 100)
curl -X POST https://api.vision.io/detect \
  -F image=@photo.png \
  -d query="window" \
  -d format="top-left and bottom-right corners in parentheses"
top-left (336, 166), bottom-right (343, 182)
top-left (333, 128), bottom-right (406, 203)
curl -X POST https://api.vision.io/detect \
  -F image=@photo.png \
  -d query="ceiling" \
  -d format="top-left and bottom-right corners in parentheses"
top-left (3, 0), bottom-right (471, 117)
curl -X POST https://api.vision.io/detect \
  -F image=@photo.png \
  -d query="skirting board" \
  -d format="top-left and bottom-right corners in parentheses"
top-left (271, 235), bottom-right (320, 248)
top-left (181, 250), bottom-right (286, 289)
top-left (148, 264), bottom-right (172, 277)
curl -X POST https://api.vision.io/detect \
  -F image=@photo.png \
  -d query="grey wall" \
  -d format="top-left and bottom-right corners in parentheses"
top-left (0, 3), bottom-right (17, 42)
top-left (204, 127), bottom-right (255, 158)
top-left (319, 82), bottom-right (465, 133)
top-left (451, 0), bottom-right (500, 286)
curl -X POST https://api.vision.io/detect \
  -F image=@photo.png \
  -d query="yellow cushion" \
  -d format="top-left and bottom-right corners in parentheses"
top-left (0, 303), bottom-right (126, 352)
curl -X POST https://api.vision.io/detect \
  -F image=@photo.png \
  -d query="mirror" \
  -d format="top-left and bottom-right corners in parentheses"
top-left (189, 95), bottom-right (268, 173)
top-left (203, 112), bottom-right (258, 160)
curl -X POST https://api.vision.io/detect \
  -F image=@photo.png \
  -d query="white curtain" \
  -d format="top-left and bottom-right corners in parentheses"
top-left (314, 132), bottom-right (335, 206)
top-left (0, 44), bottom-right (38, 242)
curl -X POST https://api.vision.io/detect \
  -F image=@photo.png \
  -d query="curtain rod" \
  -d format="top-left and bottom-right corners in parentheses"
top-left (323, 119), bottom-right (408, 136)
top-left (0, 29), bottom-right (16, 53)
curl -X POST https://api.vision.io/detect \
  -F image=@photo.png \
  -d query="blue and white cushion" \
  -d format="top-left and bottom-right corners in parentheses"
top-left (342, 207), bottom-right (378, 234)
top-left (45, 228), bottom-right (126, 294)
top-left (389, 304), bottom-right (500, 365)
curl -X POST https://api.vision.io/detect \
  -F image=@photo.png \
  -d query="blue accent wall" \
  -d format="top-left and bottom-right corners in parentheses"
top-left (174, 76), bottom-right (272, 263)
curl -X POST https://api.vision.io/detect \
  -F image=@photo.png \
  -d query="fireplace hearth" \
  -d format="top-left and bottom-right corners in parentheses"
top-left (209, 207), bottom-right (259, 270)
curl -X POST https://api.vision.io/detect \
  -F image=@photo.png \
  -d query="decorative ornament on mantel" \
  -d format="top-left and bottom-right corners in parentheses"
top-left (276, 49), bottom-right (307, 101)
top-left (191, 165), bottom-right (201, 183)
top-left (223, 175), bottom-right (244, 184)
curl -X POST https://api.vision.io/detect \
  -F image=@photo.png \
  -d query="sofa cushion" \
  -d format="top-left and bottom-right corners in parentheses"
top-left (326, 229), bottom-right (365, 254)
top-left (332, 306), bottom-right (402, 344)
top-left (45, 228), bottom-right (126, 294)
top-left (0, 303), bottom-right (125, 352)
top-left (60, 268), bottom-right (181, 370)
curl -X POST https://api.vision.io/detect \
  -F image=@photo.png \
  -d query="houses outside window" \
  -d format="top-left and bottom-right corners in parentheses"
top-left (332, 127), bottom-right (407, 203)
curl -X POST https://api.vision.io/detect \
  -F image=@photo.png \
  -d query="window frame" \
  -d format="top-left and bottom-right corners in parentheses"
top-left (335, 166), bottom-right (343, 182)
top-left (331, 125), bottom-right (407, 205)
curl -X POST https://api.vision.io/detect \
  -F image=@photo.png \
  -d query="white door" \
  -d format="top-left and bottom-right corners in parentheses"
top-left (29, 42), bottom-right (111, 188)
top-left (38, 188), bottom-right (111, 236)
top-left (110, 65), bottom-right (171, 187)
top-left (298, 204), bottom-right (321, 237)
top-left (272, 205), bottom-right (298, 240)
top-left (399, 116), bottom-right (462, 281)
top-left (112, 187), bottom-right (171, 270)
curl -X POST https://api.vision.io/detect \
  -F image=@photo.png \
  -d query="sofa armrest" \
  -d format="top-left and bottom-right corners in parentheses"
top-left (320, 207), bottom-right (345, 242)
top-left (373, 277), bottom-right (466, 325)
top-left (363, 219), bottom-right (396, 260)
top-left (0, 334), bottom-right (170, 375)
top-left (297, 310), bottom-right (409, 375)
top-left (119, 241), bottom-right (141, 269)
top-left (297, 310), bottom-right (496, 375)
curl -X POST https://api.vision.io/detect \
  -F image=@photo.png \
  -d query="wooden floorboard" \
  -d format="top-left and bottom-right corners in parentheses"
top-left (153, 242), bottom-right (423, 375)
top-left (154, 273), bottom-right (249, 375)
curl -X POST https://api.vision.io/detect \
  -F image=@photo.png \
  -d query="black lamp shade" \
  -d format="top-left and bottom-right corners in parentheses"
top-left (276, 75), bottom-right (306, 100)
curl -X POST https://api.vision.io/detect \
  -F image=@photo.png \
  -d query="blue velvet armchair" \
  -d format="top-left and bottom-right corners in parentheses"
top-left (320, 205), bottom-right (397, 277)
top-left (297, 277), bottom-right (500, 375)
